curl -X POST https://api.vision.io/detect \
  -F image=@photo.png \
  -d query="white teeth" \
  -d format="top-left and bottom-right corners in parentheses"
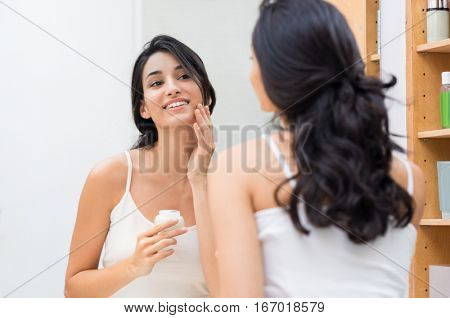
top-left (166, 101), bottom-right (188, 109)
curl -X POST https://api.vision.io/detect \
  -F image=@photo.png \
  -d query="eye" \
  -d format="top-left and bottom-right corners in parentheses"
top-left (178, 74), bottom-right (190, 80)
top-left (150, 81), bottom-right (162, 87)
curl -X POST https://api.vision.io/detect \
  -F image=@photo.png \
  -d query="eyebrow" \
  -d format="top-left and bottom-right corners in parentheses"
top-left (145, 65), bottom-right (184, 80)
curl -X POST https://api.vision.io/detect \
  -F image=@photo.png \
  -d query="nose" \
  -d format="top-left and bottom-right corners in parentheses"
top-left (165, 78), bottom-right (181, 97)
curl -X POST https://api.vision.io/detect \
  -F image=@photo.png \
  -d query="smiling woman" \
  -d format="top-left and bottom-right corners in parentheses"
top-left (131, 35), bottom-right (216, 149)
top-left (64, 35), bottom-right (218, 297)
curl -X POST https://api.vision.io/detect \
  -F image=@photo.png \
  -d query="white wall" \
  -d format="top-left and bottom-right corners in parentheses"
top-left (0, 0), bottom-right (138, 297)
top-left (380, 0), bottom-right (408, 152)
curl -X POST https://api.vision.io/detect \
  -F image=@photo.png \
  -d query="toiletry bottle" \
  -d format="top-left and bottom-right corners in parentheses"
top-left (441, 72), bottom-right (450, 129)
top-left (154, 210), bottom-right (185, 231)
top-left (427, 0), bottom-right (450, 43)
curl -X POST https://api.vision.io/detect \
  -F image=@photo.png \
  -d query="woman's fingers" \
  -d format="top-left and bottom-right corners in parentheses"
top-left (195, 105), bottom-right (206, 125)
top-left (199, 104), bottom-right (212, 128)
top-left (149, 249), bottom-right (174, 263)
top-left (159, 227), bottom-right (189, 239)
top-left (193, 123), bottom-right (208, 149)
top-left (138, 219), bottom-right (185, 239)
top-left (144, 238), bottom-right (177, 255)
top-left (198, 104), bottom-right (209, 123)
top-left (196, 104), bottom-right (212, 130)
top-left (195, 104), bottom-right (214, 145)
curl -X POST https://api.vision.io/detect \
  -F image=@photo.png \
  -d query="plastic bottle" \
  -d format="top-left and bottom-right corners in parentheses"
top-left (441, 72), bottom-right (450, 129)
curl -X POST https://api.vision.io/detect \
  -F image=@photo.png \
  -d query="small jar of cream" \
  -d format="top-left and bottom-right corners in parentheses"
top-left (154, 210), bottom-right (185, 231)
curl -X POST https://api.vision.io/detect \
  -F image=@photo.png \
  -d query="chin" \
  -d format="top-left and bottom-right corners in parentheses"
top-left (165, 112), bottom-right (196, 127)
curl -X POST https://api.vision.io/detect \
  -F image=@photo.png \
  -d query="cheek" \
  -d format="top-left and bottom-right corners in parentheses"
top-left (184, 82), bottom-right (203, 104)
top-left (145, 88), bottom-right (164, 105)
top-left (250, 63), bottom-right (274, 112)
top-left (142, 91), bottom-right (164, 116)
top-left (249, 62), bottom-right (258, 92)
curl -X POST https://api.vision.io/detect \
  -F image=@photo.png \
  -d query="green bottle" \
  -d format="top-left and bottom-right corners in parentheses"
top-left (441, 72), bottom-right (450, 129)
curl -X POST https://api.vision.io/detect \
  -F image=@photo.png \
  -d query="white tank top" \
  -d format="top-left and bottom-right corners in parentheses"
top-left (256, 134), bottom-right (417, 297)
top-left (101, 151), bottom-right (209, 297)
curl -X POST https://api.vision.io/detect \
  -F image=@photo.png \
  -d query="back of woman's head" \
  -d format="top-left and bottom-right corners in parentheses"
top-left (130, 35), bottom-right (216, 149)
top-left (252, 0), bottom-right (413, 243)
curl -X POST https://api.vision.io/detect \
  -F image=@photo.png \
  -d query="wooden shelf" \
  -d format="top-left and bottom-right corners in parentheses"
top-left (418, 129), bottom-right (450, 139)
top-left (417, 38), bottom-right (450, 53)
top-left (420, 219), bottom-right (450, 226)
top-left (370, 54), bottom-right (380, 62)
top-left (406, 0), bottom-right (450, 298)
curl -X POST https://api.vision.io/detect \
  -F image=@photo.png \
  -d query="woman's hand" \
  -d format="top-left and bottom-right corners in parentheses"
top-left (187, 104), bottom-right (215, 182)
top-left (128, 219), bottom-right (187, 278)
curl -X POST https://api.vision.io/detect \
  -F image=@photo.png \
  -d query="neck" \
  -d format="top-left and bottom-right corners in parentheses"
top-left (149, 126), bottom-right (196, 175)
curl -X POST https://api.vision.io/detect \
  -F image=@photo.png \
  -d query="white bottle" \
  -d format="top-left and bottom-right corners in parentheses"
top-left (154, 210), bottom-right (185, 231)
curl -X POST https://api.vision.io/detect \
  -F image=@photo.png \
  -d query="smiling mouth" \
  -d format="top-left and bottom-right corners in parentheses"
top-left (164, 99), bottom-right (189, 110)
top-left (165, 101), bottom-right (189, 110)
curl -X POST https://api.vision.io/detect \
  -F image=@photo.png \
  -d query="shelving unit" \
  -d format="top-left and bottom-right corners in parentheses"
top-left (417, 38), bottom-right (450, 53)
top-left (420, 219), bottom-right (450, 226)
top-left (406, 0), bottom-right (450, 298)
top-left (366, 0), bottom-right (380, 77)
top-left (418, 128), bottom-right (450, 139)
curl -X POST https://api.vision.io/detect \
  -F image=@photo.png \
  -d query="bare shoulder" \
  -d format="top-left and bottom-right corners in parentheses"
top-left (83, 151), bottom-right (129, 210)
top-left (214, 137), bottom-right (266, 170)
top-left (390, 155), bottom-right (426, 226)
top-left (210, 137), bottom-right (272, 204)
top-left (90, 152), bottom-right (128, 182)
top-left (210, 138), bottom-right (264, 185)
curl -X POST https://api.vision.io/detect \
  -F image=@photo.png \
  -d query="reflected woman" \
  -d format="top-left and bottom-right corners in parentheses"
top-left (208, 0), bottom-right (425, 297)
top-left (65, 35), bottom-right (217, 297)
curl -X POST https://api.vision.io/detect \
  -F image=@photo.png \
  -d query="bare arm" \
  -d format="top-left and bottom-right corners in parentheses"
top-left (64, 160), bottom-right (136, 297)
top-left (65, 159), bottom-right (185, 297)
top-left (189, 178), bottom-right (220, 296)
top-left (187, 104), bottom-right (220, 295)
top-left (207, 147), bottom-right (264, 297)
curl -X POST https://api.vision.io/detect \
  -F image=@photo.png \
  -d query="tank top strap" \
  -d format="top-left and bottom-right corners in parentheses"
top-left (393, 153), bottom-right (414, 196)
top-left (262, 134), bottom-right (296, 188)
top-left (124, 151), bottom-right (132, 192)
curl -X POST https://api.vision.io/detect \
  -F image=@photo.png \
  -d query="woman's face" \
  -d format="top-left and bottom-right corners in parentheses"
top-left (140, 51), bottom-right (203, 127)
top-left (249, 50), bottom-right (278, 113)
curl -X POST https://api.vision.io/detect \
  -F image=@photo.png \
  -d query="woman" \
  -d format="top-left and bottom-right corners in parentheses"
top-left (64, 35), bottom-right (217, 297)
top-left (208, 0), bottom-right (425, 297)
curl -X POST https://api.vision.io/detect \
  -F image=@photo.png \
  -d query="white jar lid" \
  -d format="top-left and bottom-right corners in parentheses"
top-left (443, 72), bottom-right (450, 85)
top-left (158, 209), bottom-right (181, 216)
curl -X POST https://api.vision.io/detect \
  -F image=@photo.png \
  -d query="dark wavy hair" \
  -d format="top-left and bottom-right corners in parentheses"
top-left (130, 35), bottom-right (216, 149)
top-left (253, 0), bottom-right (414, 243)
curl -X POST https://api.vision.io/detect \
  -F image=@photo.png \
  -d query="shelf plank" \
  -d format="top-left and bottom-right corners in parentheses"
top-left (420, 219), bottom-right (450, 226)
top-left (370, 54), bottom-right (380, 62)
top-left (418, 129), bottom-right (450, 139)
top-left (417, 38), bottom-right (450, 53)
